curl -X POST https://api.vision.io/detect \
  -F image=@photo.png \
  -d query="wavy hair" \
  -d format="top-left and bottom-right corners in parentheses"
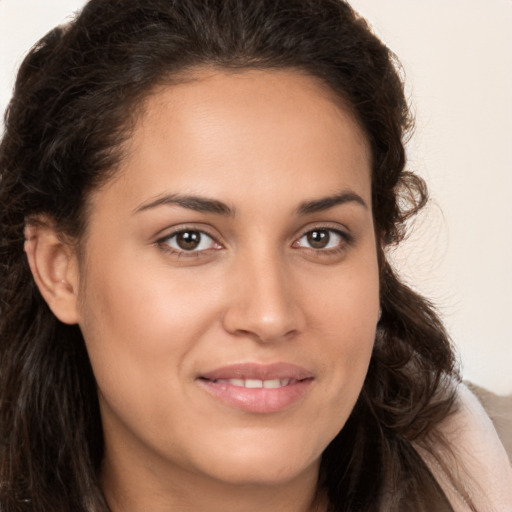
top-left (0, 1), bottom-right (458, 510)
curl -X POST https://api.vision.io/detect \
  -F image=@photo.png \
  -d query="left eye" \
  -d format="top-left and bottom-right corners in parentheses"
top-left (163, 230), bottom-right (218, 252)
top-left (294, 228), bottom-right (345, 250)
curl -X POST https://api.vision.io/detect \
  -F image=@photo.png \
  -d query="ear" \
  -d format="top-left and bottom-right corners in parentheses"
top-left (24, 219), bottom-right (80, 325)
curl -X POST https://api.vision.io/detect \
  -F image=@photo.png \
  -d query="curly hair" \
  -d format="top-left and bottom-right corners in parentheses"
top-left (0, 1), bottom-right (458, 510)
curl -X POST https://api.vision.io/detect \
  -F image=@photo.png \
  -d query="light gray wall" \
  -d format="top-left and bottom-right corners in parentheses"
top-left (350, 0), bottom-right (512, 394)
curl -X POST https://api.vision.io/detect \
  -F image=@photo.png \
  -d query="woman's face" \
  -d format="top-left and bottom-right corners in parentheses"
top-left (75, 69), bottom-right (379, 492)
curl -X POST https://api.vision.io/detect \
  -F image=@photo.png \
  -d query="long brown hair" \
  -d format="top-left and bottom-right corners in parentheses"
top-left (0, 1), bottom-right (458, 510)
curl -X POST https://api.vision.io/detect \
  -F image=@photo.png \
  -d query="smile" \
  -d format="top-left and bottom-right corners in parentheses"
top-left (197, 363), bottom-right (314, 413)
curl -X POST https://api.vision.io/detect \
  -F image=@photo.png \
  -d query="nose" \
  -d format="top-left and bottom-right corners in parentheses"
top-left (221, 251), bottom-right (304, 343)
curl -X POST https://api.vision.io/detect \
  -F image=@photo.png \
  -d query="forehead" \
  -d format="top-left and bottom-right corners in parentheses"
top-left (92, 68), bottom-right (372, 215)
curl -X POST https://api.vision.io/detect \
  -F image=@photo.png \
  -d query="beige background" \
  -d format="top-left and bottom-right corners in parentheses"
top-left (1, 0), bottom-right (511, 394)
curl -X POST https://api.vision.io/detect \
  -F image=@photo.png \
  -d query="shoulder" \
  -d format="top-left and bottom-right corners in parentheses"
top-left (415, 381), bottom-right (512, 511)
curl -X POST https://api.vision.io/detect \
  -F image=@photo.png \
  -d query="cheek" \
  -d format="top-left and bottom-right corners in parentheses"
top-left (75, 249), bottom-right (221, 406)
top-left (76, 260), bottom-right (226, 457)
top-left (79, 238), bottom-right (215, 339)
top-left (304, 252), bottom-right (379, 399)
top-left (297, 278), bottom-right (377, 459)
top-left (306, 252), bottom-right (380, 343)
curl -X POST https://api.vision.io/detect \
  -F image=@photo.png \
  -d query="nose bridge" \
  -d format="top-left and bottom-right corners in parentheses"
top-left (222, 243), bottom-right (301, 342)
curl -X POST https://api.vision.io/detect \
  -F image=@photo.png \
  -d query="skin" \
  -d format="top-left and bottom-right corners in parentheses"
top-left (29, 69), bottom-right (380, 512)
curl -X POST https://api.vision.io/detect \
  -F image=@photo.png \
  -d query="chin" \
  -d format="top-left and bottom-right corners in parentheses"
top-left (210, 461), bottom-right (318, 487)
top-left (190, 434), bottom-right (323, 487)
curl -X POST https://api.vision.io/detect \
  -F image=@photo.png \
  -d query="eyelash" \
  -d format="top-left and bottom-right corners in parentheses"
top-left (293, 226), bottom-right (353, 256)
top-left (156, 227), bottom-right (220, 258)
top-left (155, 225), bottom-right (353, 258)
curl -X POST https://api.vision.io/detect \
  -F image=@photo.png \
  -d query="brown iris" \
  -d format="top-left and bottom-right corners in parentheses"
top-left (306, 229), bottom-right (330, 249)
top-left (175, 231), bottom-right (202, 250)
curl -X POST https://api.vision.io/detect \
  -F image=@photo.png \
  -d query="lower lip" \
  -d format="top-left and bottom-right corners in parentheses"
top-left (197, 379), bottom-right (313, 413)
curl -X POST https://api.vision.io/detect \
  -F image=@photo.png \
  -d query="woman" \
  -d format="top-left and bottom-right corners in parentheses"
top-left (0, 1), bottom-right (510, 510)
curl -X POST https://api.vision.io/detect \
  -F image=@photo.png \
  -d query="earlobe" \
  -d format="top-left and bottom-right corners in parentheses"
top-left (24, 221), bottom-right (80, 325)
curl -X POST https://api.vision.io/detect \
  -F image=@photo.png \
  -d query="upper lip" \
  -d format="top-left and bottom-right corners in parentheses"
top-left (199, 362), bottom-right (314, 381)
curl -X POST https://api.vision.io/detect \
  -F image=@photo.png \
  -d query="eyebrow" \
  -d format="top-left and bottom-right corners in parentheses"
top-left (134, 189), bottom-right (367, 217)
top-left (296, 190), bottom-right (368, 215)
top-left (134, 194), bottom-right (234, 216)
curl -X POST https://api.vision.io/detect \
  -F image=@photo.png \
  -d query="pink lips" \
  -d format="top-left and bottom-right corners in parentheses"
top-left (197, 363), bottom-right (314, 413)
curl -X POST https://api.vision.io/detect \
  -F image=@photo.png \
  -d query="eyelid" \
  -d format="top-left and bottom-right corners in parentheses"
top-left (292, 224), bottom-right (354, 250)
top-left (155, 225), bottom-right (223, 255)
top-left (296, 222), bottom-right (352, 240)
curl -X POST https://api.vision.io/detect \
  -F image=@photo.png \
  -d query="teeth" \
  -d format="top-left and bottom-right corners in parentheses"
top-left (214, 378), bottom-right (293, 388)
top-left (245, 379), bottom-right (262, 388)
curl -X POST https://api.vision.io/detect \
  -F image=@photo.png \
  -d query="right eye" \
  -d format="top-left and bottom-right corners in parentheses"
top-left (159, 229), bottom-right (221, 253)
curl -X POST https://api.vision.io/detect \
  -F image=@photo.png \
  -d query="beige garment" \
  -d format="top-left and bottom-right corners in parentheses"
top-left (466, 382), bottom-right (512, 463)
top-left (416, 382), bottom-right (512, 512)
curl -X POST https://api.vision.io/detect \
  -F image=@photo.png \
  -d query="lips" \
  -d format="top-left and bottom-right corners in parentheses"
top-left (197, 363), bottom-right (314, 413)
